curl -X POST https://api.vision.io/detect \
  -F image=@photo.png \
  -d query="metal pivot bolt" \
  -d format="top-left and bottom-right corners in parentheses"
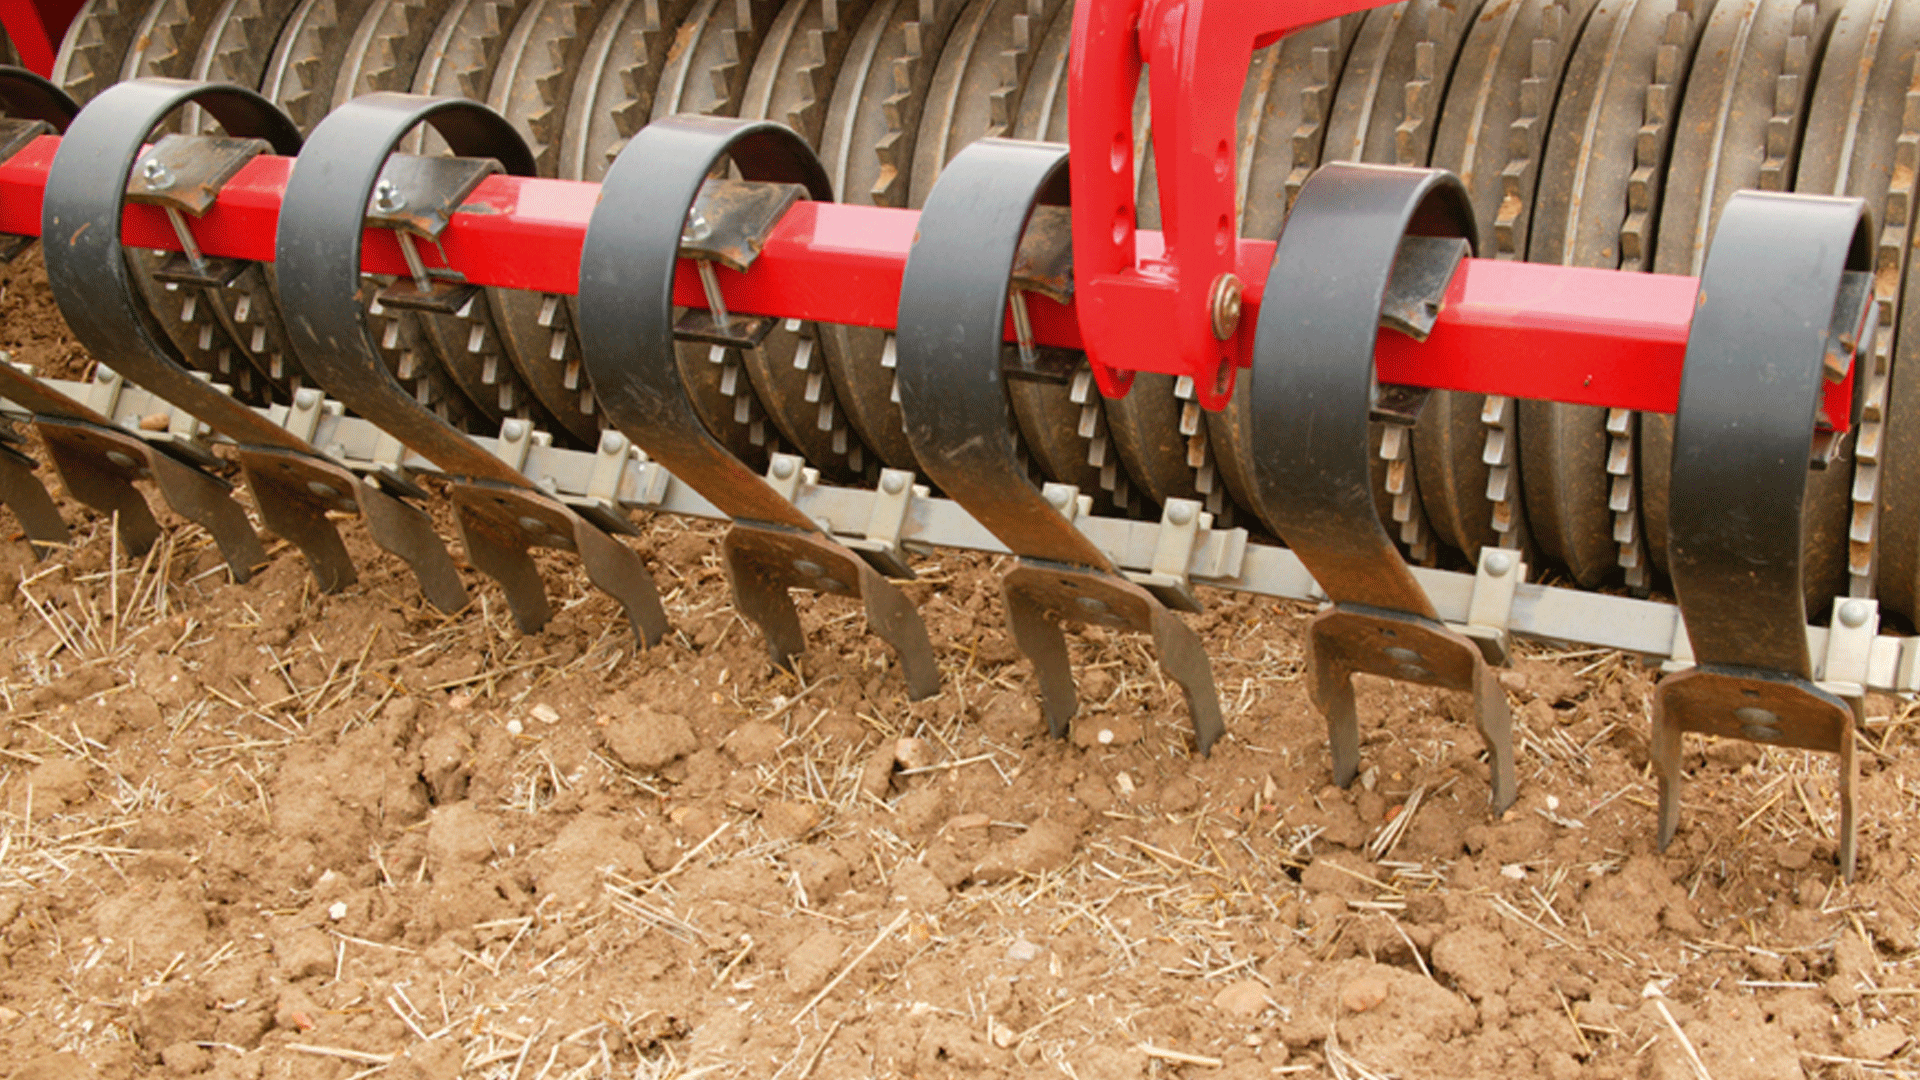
top-left (1210, 273), bottom-right (1243, 340)
top-left (140, 157), bottom-right (172, 190)
top-left (372, 177), bottom-right (405, 214)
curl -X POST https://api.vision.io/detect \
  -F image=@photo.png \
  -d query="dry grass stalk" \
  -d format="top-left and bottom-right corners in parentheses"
top-left (790, 910), bottom-right (909, 1023)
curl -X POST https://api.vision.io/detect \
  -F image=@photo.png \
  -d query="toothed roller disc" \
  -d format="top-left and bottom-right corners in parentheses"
top-left (481, 0), bottom-right (614, 446)
top-left (906, 0), bottom-right (1099, 503)
top-left (1644, 0), bottom-right (1843, 613)
top-left (1520, 0), bottom-right (1707, 591)
top-left (1810, 0), bottom-right (1920, 619)
top-left (815, 0), bottom-right (971, 472)
top-left (657, 0), bottom-right (841, 474)
top-left (118, 0), bottom-right (283, 405)
top-left (51, 0), bottom-right (149, 104)
top-left (1415, 0), bottom-right (1597, 568)
top-left (1202, 16), bottom-right (1362, 536)
top-left (1317, 0), bottom-right (1483, 563)
top-left (261, 0), bottom-right (383, 135)
top-left (724, 0), bottom-right (885, 483)
top-left (558, 0), bottom-right (699, 184)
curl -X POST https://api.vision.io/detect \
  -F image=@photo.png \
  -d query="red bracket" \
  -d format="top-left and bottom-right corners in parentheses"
top-left (1069, 0), bottom-right (1388, 409)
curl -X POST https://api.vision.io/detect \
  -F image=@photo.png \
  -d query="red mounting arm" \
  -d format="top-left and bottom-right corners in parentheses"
top-left (1069, 0), bottom-right (1390, 408)
top-left (0, 0), bottom-right (84, 77)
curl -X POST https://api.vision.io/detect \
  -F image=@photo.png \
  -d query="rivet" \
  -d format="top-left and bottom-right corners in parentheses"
top-left (1733, 705), bottom-right (1781, 741)
top-left (1076, 596), bottom-right (1109, 615)
top-left (501, 418), bottom-right (528, 442)
top-left (771, 457), bottom-right (797, 480)
top-left (1167, 503), bottom-right (1194, 526)
top-left (794, 560), bottom-right (824, 578)
top-left (105, 450), bottom-right (137, 470)
top-left (1383, 646), bottom-right (1423, 665)
top-left (518, 516), bottom-right (549, 534)
top-left (881, 472), bottom-right (906, 496)
top-left (307, 481), bottom-right (338, 500)
top-left (1839, 600), bottom-right (1870, 628)
top-left (599, 429), bottom-right (627, 455)
top-left (1485, 550), bottom-right (1513, 577)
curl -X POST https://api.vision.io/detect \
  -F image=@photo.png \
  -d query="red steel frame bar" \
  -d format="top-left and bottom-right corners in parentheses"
top-left (0, 0), bottom-right (83, 77)
top-left (0, 134), bottom-right (1854, 430)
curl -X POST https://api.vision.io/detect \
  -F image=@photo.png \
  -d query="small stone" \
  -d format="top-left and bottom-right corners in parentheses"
top-left (139, 412), bottom-right (170, 432)
top-left (761, 800), bottom-right (821, 840)
top-left (530, 703), bottom-right (560, 725)
top-left (1115, 772), bottom-right (1136, 796)
top-left (505, 719), bottom-right (524, 736)
top-left (1097, 729), bottom-right (1114, 744)
top-left (1497, 670), bottom-right (1529, 694)
top-left (859, 743), bottom-right (897, 799)
top-left (326, 901), bottom-right (347, 921)
top-left (1005, 938), bottom-right (1044, 963)
top-left (894, 738), bottom-right (934, 771)
top-left (1212, 979), bottom-right (1268, 1017)
top-left (1341, 975), bottom-right (1389, 1013)
top-left (1500, 863), bottom-right (1527, 881)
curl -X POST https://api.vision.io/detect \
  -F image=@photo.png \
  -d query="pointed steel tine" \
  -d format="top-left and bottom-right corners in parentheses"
top-left (1472, 659), bottom-right (1518, 813)
top-left (353, 482), bottom-right (469, 614)
top-left (36, 422), bottom-right (163, 556)
top-left (573, 516), bottom-right (669, 648)
top-left (1004, 584), bottom-right (1077, 741)
top-left (855, 560), bottom-right (940, 701)
top-left (1151, 608), bottom-right (1224, 756)
top-left (236, 450), bottom-right (357, 593)
top-left (452, 499), bottom-right (552, 634)
top-left (722, 530), bottom-right (808, 671)
top-left (142, 445), bottom-right (268, 582)
top-left (0, 444), bottom-right (69, 555)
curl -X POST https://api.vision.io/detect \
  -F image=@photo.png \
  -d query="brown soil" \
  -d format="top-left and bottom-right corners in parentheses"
top-left (0, 312), bottom-right (1917, 1080)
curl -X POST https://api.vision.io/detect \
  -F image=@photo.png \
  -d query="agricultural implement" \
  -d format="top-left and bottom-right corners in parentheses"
top-left (0, 0), bottom-right (1907, 878)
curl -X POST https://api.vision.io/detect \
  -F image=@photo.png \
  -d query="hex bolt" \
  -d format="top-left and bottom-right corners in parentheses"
top-left (771, 457), bottom-right (797, 480)
top-left (519, 516), bottom-right (549, 534)
top-left (140, 157), bottom-right (173, 191)
top-left (1076, 596), bottom-right (1109, 615)
top-left (372, 177), bottom-right (405, 214)
top-left (1167, 502), bottom-right (1194, 526)
top-left (307, 481), bottom-right (338, 500)
top-left (1485, 550), bottom-right (1514, 577)
top-left (1839, 600), bottom-right (1870, 628)
top-left (881, 472), bottom-right (907, 496)
top-left (794, 560), bottom-right (825, 578)
top-left (685, 209), bottom-right (712, 243)
top-left (105, 450), bottom-right (137, 470)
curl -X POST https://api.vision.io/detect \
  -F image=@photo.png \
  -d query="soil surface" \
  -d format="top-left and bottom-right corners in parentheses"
top-left (0, 264), bottom-right (1917, 1080)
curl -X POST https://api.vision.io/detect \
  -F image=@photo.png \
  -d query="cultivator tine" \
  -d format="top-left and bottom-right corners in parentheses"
top-left (38, 78), bottom-right (468, 611)
top-left (272, 93), bottom-right (667, 645)
top-left (1654, 191), bottom-right (1876, 880)
top-left (577, 115), bottom-right (939, 698)
top-left (895, 138), bottom-right (1223, 754)
top-left (0, 438), bottom-right (68, 554)
top-left (1247, 163), bottom-right (1516, 812)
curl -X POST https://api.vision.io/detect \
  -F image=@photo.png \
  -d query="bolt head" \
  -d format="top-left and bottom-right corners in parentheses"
top-left (372, 178), bottom-right (405, 213)
top-left (599, 430), bottom-right (627, 455)
top-left (771, 457), bottom-right (797, 480)
top-left (140, 158), bottom-right (172, 189)
top-left (1485, 550), bottom-right (1513, 577)
top-left (1839, 600), bottom-right (1870, 628)
top-left (1394, 663), bottom-right (1434, 682)
top-left (1209, 273), bottom-right (1244, 340)
top-left (518, 515), bottom-right (549, 534)
top-left (294, 387), bottom-right (322, 410)
top-left (105, 450), bottom-right (137, 470)
top-left (1167, 502), bottom-right (1194, 526)
top-left (1075, 596), bottom-right (1109, 615)
top-left (1734, 706), bottom-right (1781, 741)
top-left (306, 481), bottom-right (338, 500)
top-left (881, 472), bottom-right (907, 496)
top-left (1384, 646), bottom-right (1424, 666)
top-left (501, 419), bottom-right (529, 442)
top-left (794, 560), bottom-right (824, 578)
top-left (1047, 488), bottom-right (1071, 509)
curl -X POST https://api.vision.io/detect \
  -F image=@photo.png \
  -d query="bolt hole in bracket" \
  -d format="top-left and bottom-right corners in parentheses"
top-left (897, 138), bottom-right (1223, 755)
top-left (578, 116), bottom-right (939, 700)
top-left (1656, 191), bottom-right (1876, 880)
top-left (1249, 163), bottom-right (1515, 813)
top-left (39, 78), bottom-right (467, 610)
top-left (272, 93), bottom-right (666, 645)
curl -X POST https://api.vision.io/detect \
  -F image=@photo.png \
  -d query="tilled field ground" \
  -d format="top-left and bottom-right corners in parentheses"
top-left (0, 262), bottom-right (1918, 1080)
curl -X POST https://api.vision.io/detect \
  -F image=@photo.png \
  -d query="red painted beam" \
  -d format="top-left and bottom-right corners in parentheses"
top-left (0, 135), bottom-right (1813, 425)
top-left (0, 0), bottom-right (84, 77)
